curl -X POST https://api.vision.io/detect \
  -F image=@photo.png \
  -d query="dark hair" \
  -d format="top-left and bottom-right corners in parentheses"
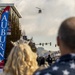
top-left (58, 17), bottom-right (75, 50)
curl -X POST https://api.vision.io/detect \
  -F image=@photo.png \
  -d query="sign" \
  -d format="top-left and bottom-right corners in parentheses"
top-left (0, 6), bottom-right (10, 69)
top-left (7, 21), bottom-right (11, 35)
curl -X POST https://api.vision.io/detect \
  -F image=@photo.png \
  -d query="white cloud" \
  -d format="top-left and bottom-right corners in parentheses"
top-left (0, 0), bottom-right (75, 50)
top-left (18, 0), bottom-right (75, 37)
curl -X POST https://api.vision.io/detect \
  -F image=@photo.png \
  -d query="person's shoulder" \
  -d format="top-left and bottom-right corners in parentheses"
top-left (33, 65), bottom-right (54, 75)
top-left (34, 66), bottom-right (56, 75)
top-left (33, 62), bottom-right (65, 75)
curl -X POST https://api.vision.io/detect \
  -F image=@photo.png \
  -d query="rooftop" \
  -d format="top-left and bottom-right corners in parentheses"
top-left (0, 3), bottom-right (21, 18)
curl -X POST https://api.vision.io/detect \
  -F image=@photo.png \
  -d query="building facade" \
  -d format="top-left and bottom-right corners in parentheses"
top-left (0, 3), bottom-right (22, 59)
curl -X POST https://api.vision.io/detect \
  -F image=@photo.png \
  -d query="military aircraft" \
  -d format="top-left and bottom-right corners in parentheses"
top-left (36, 7), bottom-right (42, 13)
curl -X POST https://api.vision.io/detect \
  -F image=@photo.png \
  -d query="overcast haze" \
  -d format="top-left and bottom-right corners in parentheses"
top-left (0, 0), bottom-right (75, 51)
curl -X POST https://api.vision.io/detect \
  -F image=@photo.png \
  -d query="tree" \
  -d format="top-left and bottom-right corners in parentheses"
top-left (5, 11), bottom-right (21, 59)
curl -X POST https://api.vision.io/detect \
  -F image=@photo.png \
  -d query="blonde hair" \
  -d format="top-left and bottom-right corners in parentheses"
top-left (3, 42), bottom-right (38, 75)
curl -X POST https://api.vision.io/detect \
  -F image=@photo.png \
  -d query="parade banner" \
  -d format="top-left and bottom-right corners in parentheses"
top-left (0, 6), bottom-right (10, 69)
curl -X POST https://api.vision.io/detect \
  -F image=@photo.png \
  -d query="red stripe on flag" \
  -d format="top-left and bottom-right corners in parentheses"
top-left (0, 60), bottom-right (4, 68)
top-left (2, 6), bottom-right (10, 13)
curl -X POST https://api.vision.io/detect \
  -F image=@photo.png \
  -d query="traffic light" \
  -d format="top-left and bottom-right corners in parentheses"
top-left (42, 43), bottom-right (44, 46)
top-left (55, 44), bottom-right (57, 47)
top-left (39, 43), bottom-right (42, 45)
top-left (50, 42), bottom-right (51, 46)
top-left (45, 43), bottom-right (47, 45)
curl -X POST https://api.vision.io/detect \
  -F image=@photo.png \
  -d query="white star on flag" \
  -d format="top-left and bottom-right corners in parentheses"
top-left (6, 11), bottom-right (8, 13)
top-left (62, 70), bottom-right (70, 75)
top-left (44, 73), bottom-right (51, 75)
top-left (70, 63), bottom-right (75, 69)
top-left (35, 72), bottom-right (41, 75)
top-left (70, 60), bottom-right (74, 63)
top-left (52, 66), bottom-right (59, 71)
top-left (56, 59), bottom-right (60, 62)
top-left (71, 54), bottom-right (75, 57)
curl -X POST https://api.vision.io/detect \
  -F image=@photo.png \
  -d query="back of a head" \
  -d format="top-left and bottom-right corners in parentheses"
top-left (58, 17), bottom-right (75, 50)
top-left (3, 42), bottom-right (38, 75)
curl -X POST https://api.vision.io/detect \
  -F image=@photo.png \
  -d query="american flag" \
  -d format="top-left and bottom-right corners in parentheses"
top-left (0, 6), bottom-right (10, 69)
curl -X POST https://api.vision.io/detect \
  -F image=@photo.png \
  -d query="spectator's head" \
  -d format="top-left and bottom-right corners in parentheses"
top-left (57, 17), bottom-right (75, 55)
top-left (4, 41), bottom-right (38, 75)
top-left (48, 54), bottom-right (51, 57)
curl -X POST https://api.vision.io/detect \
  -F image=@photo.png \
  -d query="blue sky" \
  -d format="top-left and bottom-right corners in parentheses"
top-left (0, 0), bottom-right (75, 51)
